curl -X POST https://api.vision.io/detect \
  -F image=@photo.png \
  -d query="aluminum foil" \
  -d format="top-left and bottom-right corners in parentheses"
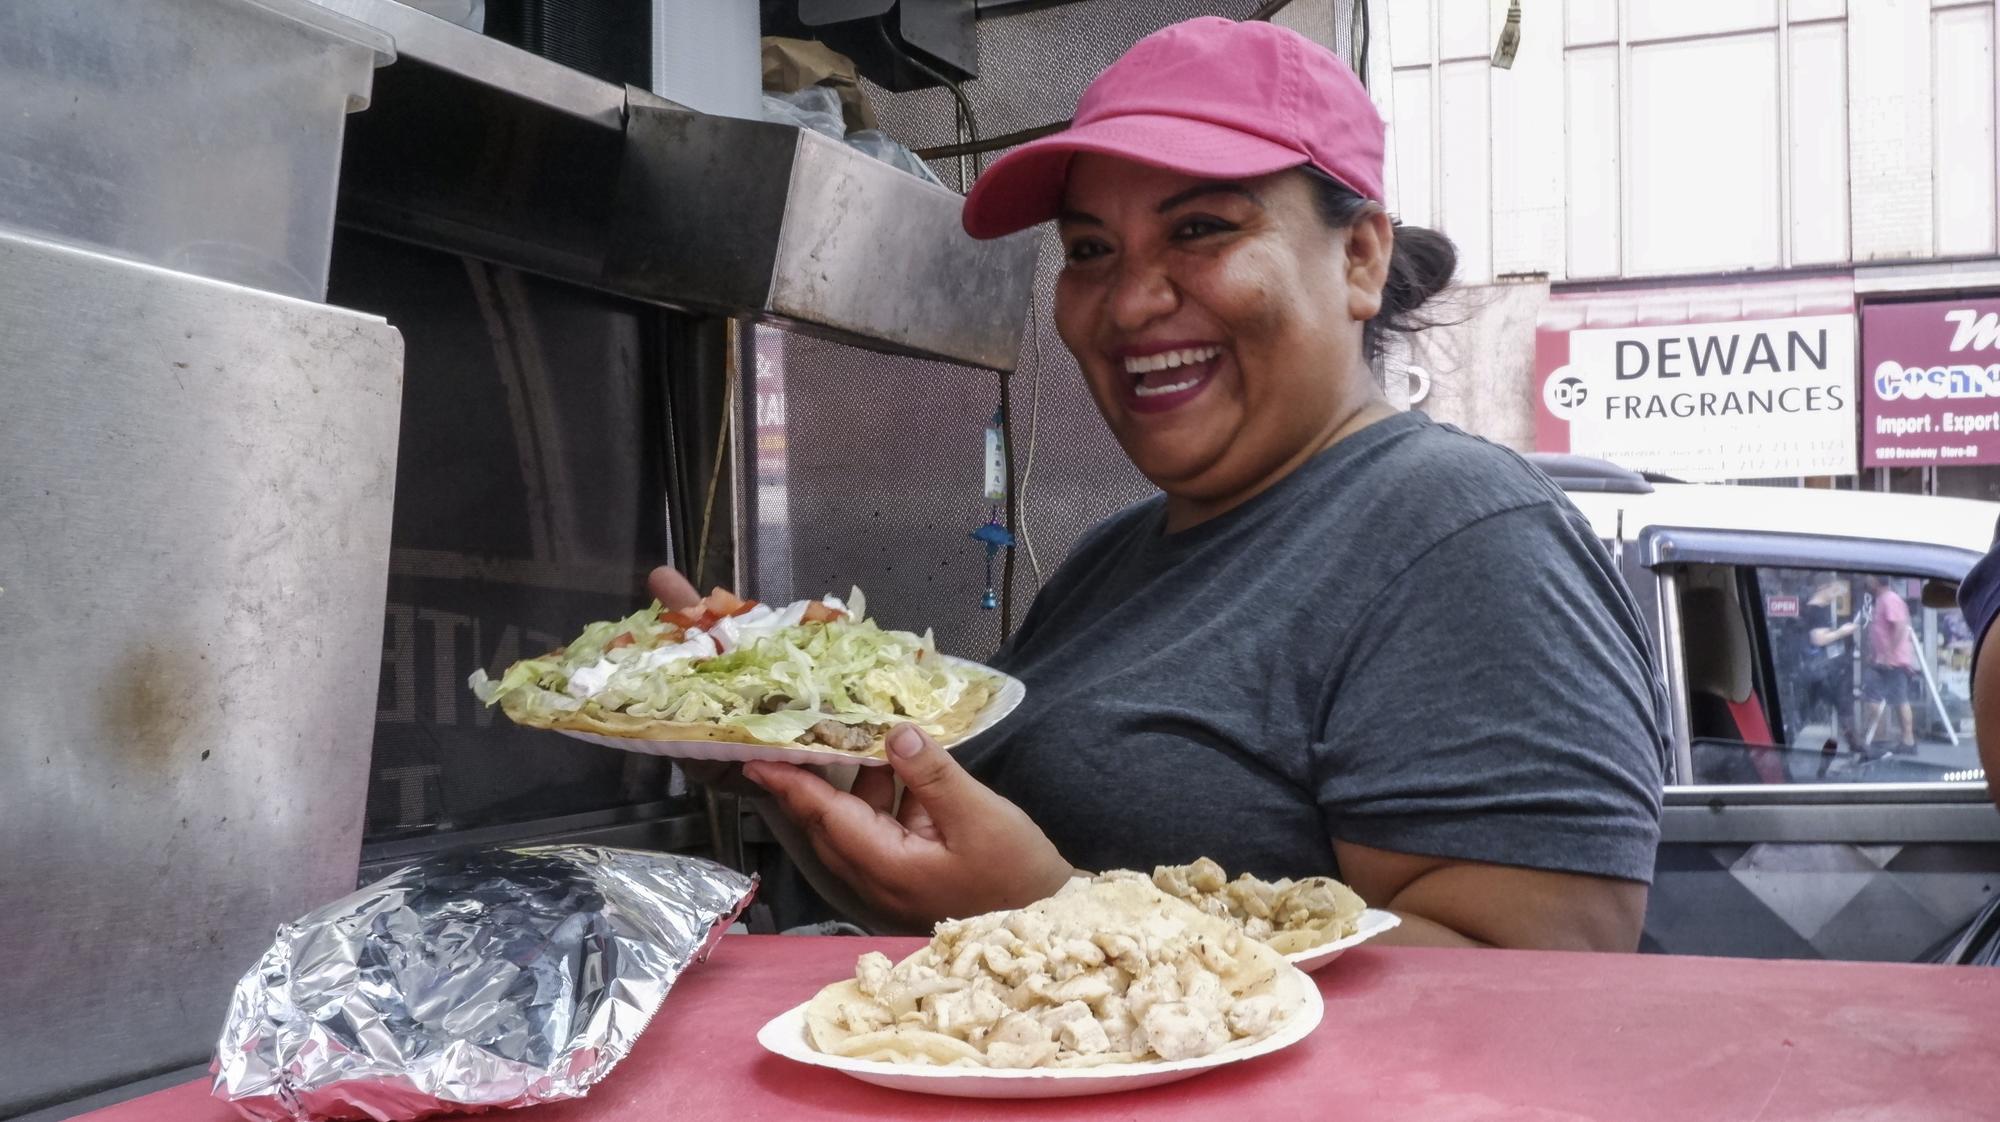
top-left (212, 846), bottom-right (756, 1121)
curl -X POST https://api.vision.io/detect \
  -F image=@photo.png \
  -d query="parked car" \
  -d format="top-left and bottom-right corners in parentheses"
top-left (1532, 454), bottom-right (1998, 962)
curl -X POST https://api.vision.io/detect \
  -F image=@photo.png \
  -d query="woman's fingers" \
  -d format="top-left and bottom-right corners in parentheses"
top-left (880, 724), bottom-right (981, 834)
top-left (850, 762), bottom-right (900, 817)
top-left (895, 774), bottom-right (942, 841)
top-left (747, 734), bottom-right (1074, 927)
top-left (647, 566), bottom-right (702, 609)
top-left (742, 760), bottom-right (838, 821)
top-left (744, 761), bottom-right (912, 868)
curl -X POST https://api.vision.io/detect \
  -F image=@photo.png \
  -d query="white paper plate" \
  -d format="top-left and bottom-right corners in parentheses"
top-left (550, 657), bottom-right (1025, 767)
top-left (1283, 908), bottom-right (1401, 973)
top-left (755, 965), bottom-right (1323, 1099)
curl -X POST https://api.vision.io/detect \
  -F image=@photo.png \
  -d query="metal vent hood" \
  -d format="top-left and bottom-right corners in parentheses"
top-left (606, 97), bottom-right (1035, 370)
top-left (310, 0), bottom-right (1038, 371)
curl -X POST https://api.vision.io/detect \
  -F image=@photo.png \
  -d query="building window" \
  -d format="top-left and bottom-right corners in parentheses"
top-left (1379, 0), bottom-right (1997, 284)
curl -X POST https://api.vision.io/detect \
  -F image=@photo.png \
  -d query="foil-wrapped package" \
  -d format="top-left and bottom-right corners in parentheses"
top-left (212, 846), bottom-right (756, 1121)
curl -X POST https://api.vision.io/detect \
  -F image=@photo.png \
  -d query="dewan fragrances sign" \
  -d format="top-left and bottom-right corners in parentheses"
top-left (1535, 284), bottom-right (1857, 480)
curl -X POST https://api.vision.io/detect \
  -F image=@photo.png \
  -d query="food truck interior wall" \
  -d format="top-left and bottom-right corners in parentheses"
top-left (327, 230), bottom-right (725, 874)
top-left (313, 28), bottom-right (759, 883)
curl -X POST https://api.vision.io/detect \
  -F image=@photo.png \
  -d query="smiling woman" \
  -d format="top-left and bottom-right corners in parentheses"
top-left (735, 16), bottom-right (1670, 952)
top-left (1046, 158), bottom-right (1444, 532)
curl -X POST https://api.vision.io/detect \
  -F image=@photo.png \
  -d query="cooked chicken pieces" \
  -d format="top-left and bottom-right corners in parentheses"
top-left (1147, 859), bottom-right (1367, 956)
top-left (803, 876), bottom-right (1303, 1069)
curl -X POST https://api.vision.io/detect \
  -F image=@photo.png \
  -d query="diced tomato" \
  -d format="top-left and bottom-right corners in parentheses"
top-left (605, 632), bottom-right (636, 652)
top-left (800, 602), bottom-right (844, 624)
top-left (663, 604), bottom-right (715, 630)
top-left (659, 589), bottom-right (758, 633)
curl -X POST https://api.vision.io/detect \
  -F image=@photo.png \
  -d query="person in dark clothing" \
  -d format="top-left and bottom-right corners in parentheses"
top-left (1795, 573), bottom-right (1858, 764)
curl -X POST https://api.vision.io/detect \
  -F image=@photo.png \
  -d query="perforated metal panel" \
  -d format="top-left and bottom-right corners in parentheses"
top-left (742, 0), bottom-right (1361, 658)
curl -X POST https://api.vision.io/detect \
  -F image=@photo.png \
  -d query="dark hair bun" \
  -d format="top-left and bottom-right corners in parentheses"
top-left (1380, 224), bottom-right (1456, 328)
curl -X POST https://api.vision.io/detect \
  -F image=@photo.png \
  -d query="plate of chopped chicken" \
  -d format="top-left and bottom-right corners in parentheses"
top-left (757, 877), bottom-right (1322, 1098)
top-left (468, 586), bottom-right (1022, 765)
top-left (1142, 859), bottom-right (1399, 971)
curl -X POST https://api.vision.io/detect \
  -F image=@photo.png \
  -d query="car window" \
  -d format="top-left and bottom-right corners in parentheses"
top-left (1682, 565), bottom-right (1979, 785)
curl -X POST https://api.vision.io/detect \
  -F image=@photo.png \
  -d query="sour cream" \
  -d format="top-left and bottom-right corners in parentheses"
top-left (634, 629), bottom-right (719, 672)
top-left (712, 600), bottom-right (804, 652)
top-left (565, 657), bottom-right (619, 699)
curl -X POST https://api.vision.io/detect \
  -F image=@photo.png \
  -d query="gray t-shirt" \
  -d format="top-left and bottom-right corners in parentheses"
top-left (964, 411), bottom-right (1667, 884)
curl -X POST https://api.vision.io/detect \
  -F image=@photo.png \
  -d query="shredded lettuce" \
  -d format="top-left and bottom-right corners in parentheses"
top-left (468, 587), bottom-right (987, 746)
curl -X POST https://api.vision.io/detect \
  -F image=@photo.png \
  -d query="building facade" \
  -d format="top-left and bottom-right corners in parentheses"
top-left (1377, 0), bottom-right (2000, 497)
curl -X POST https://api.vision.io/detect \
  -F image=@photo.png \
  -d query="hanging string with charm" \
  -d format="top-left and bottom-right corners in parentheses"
top-left (969, 371), bottom-right (1019, 639)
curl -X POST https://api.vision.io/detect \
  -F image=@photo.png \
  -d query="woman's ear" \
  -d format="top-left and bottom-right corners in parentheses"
top-left (1344, 209), bottom-right (1394, 323)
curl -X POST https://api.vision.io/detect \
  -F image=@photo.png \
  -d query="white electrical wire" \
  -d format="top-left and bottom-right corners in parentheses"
top-left (1016, 269), bottom-right (1048, 587)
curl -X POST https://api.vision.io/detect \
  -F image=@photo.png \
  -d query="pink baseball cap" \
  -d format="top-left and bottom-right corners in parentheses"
top-left (961, 16), bottom-right (1385, 240)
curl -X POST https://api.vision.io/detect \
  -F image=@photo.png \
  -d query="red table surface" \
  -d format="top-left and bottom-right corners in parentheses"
top-left (82, 935), bottom-right (2000, 1122)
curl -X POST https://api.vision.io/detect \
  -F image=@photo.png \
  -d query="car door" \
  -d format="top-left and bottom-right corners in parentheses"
top-left (1633, 527), bottom-right (2000, 961)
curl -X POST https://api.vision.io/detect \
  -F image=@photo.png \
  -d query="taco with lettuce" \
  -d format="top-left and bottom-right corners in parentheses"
top-left (468, 586), bottom-right (998, 757)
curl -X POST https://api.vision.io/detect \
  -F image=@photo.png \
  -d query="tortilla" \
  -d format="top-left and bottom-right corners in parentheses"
top-left (502, 675), bottom-right (998, 760)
